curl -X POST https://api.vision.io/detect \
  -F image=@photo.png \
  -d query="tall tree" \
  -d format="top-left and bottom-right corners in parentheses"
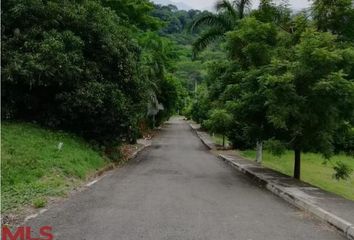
top-left (225, 17), bottom-right (277, 162)
top-left (263, 29), bottom-right (354, 179)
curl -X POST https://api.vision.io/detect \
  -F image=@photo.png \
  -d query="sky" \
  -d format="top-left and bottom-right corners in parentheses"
top-left (167, 0), bottom-right (311, 11)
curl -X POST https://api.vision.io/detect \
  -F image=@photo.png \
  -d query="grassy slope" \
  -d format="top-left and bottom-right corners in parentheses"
top-left (240, 150), bottom-right (354, 201)
top-left (1, 122), bottom-right (108, 213)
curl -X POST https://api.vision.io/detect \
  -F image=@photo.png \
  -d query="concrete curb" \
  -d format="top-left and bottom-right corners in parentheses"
top-left (218, 154), bottom-right (354, 240)
top-left (189, 123), bottom-right (216, 150)
top-left (195, 131), bottom-right (215, 150)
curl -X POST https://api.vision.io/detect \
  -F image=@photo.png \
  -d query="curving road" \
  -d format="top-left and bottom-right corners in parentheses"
top-left (29, 117), bottom-right (345, 240)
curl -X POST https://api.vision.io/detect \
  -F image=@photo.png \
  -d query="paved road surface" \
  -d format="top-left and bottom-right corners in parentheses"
top-left (29, 117), bottom-right (346, 240)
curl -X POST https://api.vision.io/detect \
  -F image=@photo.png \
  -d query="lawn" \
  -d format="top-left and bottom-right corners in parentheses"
top-left (1, 122), bottom-right (108, 213)
top-left (211, 134), bottom-right (230, 147)
top-left (240, 150), bottom-right (354, 201)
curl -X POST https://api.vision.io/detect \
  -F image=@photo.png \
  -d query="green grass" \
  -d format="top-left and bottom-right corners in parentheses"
top-left (32, 197), bottom-right (47, 208)
top-left (240, 150), bottom-right (354, 201)
top-left (211, 134), bottom-right (230, 147)
top-left (1, 122), bottom-right (108, 213)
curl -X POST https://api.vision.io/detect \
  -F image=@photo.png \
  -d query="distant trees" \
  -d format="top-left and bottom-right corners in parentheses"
top-left (151, 2), bottom-right (226, 118)
top-left (152, 4), bottom-right (205, 36)
top-left (189, 85), bottom-right (211, 123)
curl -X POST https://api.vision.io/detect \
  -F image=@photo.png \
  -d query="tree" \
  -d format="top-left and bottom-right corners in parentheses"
top-left (263, 29), bottom-right (354, 179)
top-left (222, 17), bottom-right (277, 162)
top-left (190, 85), bottom-right (211, 123)
top-left (2, 0), bottom-right (144, 144)
top-left (137, 31), bottom-right (182, 126)
top-left (101, 0), bottom-right (161, 30)
top-left (190, 0), bottom-right (252, 54)
top-left (204, 109), bottom-right (233, 147)
top-left (1, 0), bottom-right (186, 145)
top-left (312, 0), bottom-right (354, 41)
top-left (188, 0), bottom-right (354, 180)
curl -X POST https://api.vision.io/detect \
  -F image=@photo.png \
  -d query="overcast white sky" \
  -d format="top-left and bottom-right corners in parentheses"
top-left (170, 0), bottom-right (311, 11)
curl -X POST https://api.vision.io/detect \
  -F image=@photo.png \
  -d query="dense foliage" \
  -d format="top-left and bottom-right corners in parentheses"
top-left (1, 0), bottom-right (190, 145)
top-left (189, 0), bottom-right (354, 180)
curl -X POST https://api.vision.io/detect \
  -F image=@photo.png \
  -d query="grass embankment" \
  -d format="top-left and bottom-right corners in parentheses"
top-left (1, 122), bottom-right (108, 213)
top-left (240, 150), bottom-right (354, 201)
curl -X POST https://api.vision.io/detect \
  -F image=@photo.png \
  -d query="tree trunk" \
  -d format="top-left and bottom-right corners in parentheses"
top-left (294, 149), bottom-right (301, 179)
top-left (152, 115), bottom-right (156, 129)
top-left (194, 79), bottom-right (198, 94)
top-left (222, 135), bottom-right (225, 148)
top-left (256, 141), bottom-right (263, 163)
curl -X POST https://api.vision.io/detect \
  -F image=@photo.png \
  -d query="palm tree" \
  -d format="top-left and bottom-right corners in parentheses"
top-left (190, 0), bottom-right (252, 54)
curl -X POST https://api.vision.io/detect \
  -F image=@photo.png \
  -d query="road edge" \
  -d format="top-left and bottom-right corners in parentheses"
top-left (189, 122), bottom-right (215, 150)
top-left (189, 122), bottom-right (354, 240)
top-left (218, 154), bottom-right (354, 240)
top-left (21, 138), bottom-right (152, 225)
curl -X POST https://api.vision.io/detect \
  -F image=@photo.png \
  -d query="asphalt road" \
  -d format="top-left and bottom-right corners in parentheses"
top-left (29, 117), bottom-right (346, 240)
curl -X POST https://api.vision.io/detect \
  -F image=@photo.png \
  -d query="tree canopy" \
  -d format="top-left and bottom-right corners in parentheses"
top-left (188, 0), bottom-right (354, 180)
top-left (1, 0), bottom-right (191, 145)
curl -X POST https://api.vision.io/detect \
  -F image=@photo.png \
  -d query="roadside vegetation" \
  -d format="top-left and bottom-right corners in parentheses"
top-left (186, 0), bottom-right (354, 182)
top-left (1, 0), bottom-right (217, 145)
top-left (1, 122), bottom-right (107, 213)
top-left (240, 150), bottom-right (354, 201)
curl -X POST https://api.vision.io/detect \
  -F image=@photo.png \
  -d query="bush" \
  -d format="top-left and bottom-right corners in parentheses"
top-left (1, 0), bottom-right (144, 145)
top-left (57, 81), bottom-right (140, 145)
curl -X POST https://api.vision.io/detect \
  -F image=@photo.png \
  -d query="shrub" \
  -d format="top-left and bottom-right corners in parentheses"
top-left (1, 0), bottom-right (144, 145)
